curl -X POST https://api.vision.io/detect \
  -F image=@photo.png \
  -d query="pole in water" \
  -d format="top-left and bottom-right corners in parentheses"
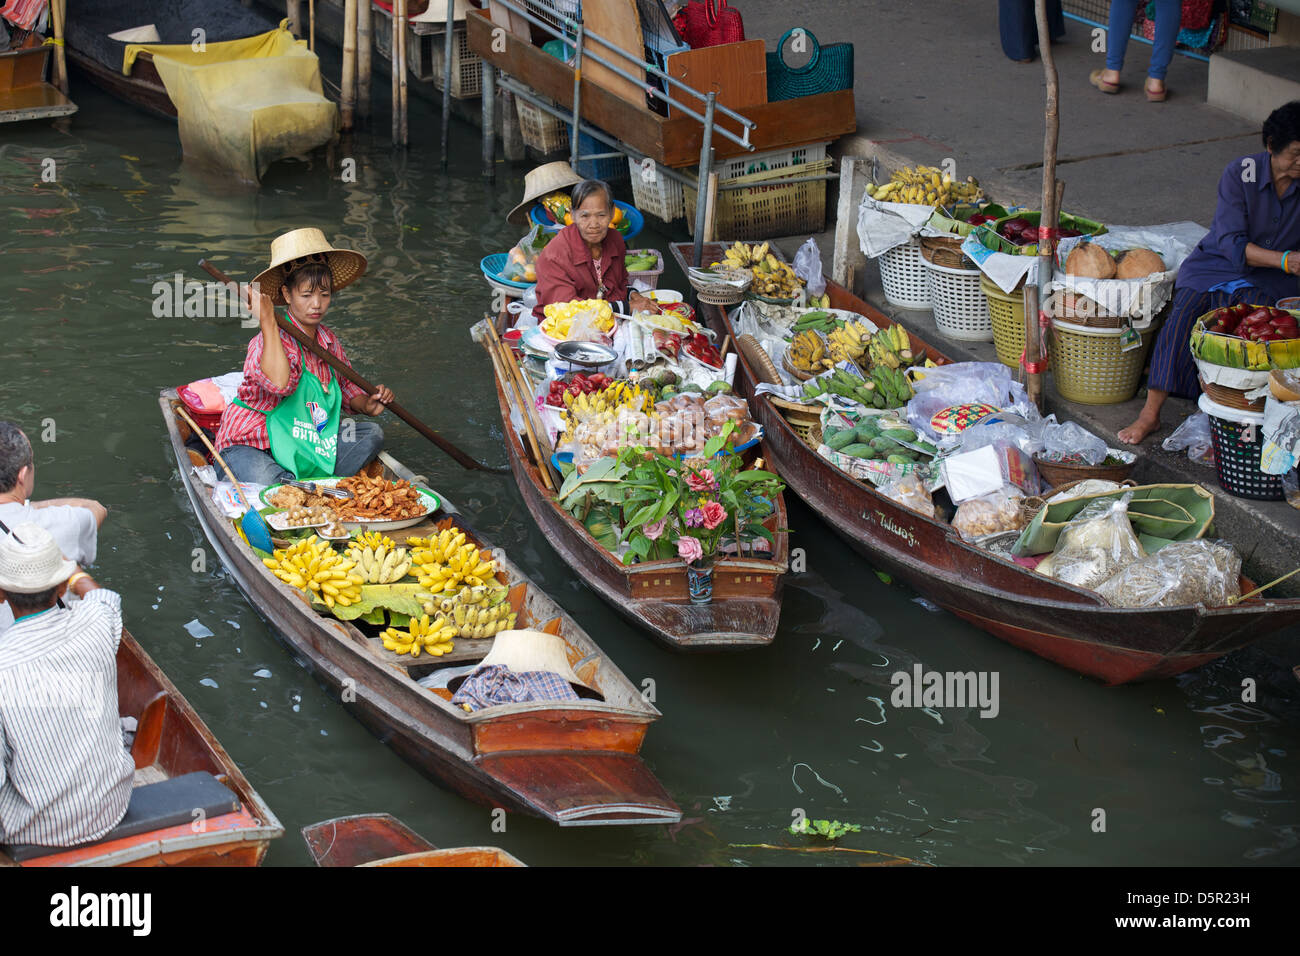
top-left (691, 92), bottom-right (717, 268)
top-left (570, 21), bottom-right (585, 172)
top-left (482, 62), bottom-right (496, 180)
top-left (441, 0), bottom-right (454, 167)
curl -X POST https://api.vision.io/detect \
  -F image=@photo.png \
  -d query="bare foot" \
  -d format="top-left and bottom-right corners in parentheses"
top-left (1118, 413), bottom-right (1160, 445)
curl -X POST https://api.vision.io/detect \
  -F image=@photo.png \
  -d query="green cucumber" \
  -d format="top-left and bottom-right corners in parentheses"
top-left (826, 429), bottom-right (858, 451)
top-left (839, 443), bottom-right (874, 458)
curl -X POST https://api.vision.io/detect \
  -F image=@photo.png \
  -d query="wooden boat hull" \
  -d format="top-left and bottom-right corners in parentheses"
top-left (161, 391), bottom-right (680, 825)
top-left (671, 242), bottom-right (1300, 684)
top-left (67, 47), bottom-right (174, 120)
top-left (303, 813), bottom-right (524, 866)
top-left (0, 42), bottom-right (77, 123)
top-left (6, 629), bottom-right (283, 867)
top-left (482, 327), bottom-right (789, 651)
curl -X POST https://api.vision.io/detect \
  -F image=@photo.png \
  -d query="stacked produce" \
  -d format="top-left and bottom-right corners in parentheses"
top-left (823, 418), bottom-right (938, 464)
top-left (1063, 244), bottom-right (1165, 280)
top-left (382, 615), bottom-right (457, 658)
top-left (557, 379), bottom-right (659, 451)
top-left (408, 529), bottom-right (498, 593)
top-left (542, 299), bottom-right (616, 339)
top-left (712, 241), bottom-right (812, 302)
top-left (263, 536), bottom-right (365, 609)
top-left (417, 585), bottom-right (518, 639)
top-left (345, 537), bottom-right (413, 584)
top-left (798, 324), bottom-right (917, 409)
top-left (866, 166), bottom-right (983, 207)
top-left (625, 250), bottom-right (660, 273)
top-left (1193, 304), bottom-right (1300, 370)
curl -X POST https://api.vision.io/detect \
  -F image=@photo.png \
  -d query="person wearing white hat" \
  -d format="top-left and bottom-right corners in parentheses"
top-left (0, 421), bottom-right (106, 635)
top-left (0, 523), bottom-right (134, 848)
top-left (215, 228), bottom-right (394, 486)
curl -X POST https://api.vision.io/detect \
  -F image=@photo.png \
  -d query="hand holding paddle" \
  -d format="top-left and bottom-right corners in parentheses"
top-left (199, 259), bottom-right (505, 475)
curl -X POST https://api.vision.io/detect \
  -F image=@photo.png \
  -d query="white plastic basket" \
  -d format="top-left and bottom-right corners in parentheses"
top-left (923, 258), bottom-right (992, 341)
top-left (878, 239), bottom-right (932, 311)
top-left (629, 157), bottom-right (685, 222)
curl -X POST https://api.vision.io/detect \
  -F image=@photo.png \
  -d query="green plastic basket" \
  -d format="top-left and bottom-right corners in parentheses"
top-left (981, 273), bottom-right (1031, 369)
top-left (977, 211), bottom-right (1107, 257)
top-left (1048, 318), bottom-right (1155, 405)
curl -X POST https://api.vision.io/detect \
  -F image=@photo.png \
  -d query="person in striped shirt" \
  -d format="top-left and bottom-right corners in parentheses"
top-left (214, 228), bottom-right (393, 486)
top-left (0, 523), bottom-right (134, 848)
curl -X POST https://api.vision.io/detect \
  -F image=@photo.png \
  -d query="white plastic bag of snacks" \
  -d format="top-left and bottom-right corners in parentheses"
top-left (1035, 493), bottom-right (1145, 590)
top-left (878, 471), bottom-right (935, 519)
top-left (1095, 539), bottom-right (1241, 608)
top-left (951, 486), bottom-right (1024, 540)
top-left (1041, 420), bottom-right (1108, 466)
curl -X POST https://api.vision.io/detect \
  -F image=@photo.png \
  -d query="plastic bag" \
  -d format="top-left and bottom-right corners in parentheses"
top-left (1035, 493), bottom-right (1145, 589)
top-left (951, 486), bottom-right (1024, 540)
top-left (941, 440), bottom-right (1040, 502)
top-left (793, 237), bottom-right (827, 298)
top-left (1096, 539), bottom-right (1241, 608)
top-left (502, 224), bottom-right (550, 282)
top-left (1041, 421), bottom-right (1108, 466)
top-left (1161, 411), bottom-right (1214, 465)
top-left (905, 361), bottom-right (1032, 441)
top-left (879, 471), bottom-right (935, 518)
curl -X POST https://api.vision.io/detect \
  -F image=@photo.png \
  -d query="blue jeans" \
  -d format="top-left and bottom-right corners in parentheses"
top-left (222, 420), bottom-right (384, 485)
top-left (998, 0), bottom-right (1064, 61)
top-left (1107, 0), bottom-right (1180, 80)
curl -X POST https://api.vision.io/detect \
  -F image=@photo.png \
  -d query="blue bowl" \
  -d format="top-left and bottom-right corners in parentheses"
top-left (480, 253), bottom-right (535, 290)
top-left (530, 200), bottom-right (644, 243)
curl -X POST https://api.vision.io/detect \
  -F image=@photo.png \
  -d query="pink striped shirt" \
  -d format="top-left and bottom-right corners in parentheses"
top-left (215, 318), bottom-right (367, 453)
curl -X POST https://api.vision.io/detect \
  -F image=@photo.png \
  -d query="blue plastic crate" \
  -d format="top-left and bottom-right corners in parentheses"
top-left (576, 131), bottom-right (630, 182)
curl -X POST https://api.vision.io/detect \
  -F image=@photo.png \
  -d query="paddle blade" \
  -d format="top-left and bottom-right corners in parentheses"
top-left (242, 509), bottom-right (274, 553)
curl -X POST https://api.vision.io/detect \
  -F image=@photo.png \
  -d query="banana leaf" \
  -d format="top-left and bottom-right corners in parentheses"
top-left (1012, 484), bottom-right (1215, 557)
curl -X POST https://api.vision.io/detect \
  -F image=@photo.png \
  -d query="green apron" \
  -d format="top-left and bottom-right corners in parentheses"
top-left (233, 337), bottom-right (343, 480)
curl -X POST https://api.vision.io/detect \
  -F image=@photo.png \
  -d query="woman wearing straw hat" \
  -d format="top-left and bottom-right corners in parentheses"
top-left (215, 228), bottom-right (393, 485)
top-left (509, 164), bottom-right (657, 319)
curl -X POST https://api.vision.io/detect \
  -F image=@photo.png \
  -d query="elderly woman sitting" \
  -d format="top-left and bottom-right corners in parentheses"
top-left (1120, 101), bottom-right (1300, 443)
top-left (532, 179), bottom-right (657, 320)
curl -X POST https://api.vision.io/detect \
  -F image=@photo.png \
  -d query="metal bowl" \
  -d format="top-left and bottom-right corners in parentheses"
top-left (553, 340), bottom-right (618, 368)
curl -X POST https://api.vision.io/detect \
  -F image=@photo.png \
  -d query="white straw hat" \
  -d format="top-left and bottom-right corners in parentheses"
top-left (0, 523), bottom-right (76, 594)
top-left (479, 629), bottom-right (594, 690)
top-left (507, 162), bottom-right (584, 225)
top-left (252, 228), bottom-right (368, 306)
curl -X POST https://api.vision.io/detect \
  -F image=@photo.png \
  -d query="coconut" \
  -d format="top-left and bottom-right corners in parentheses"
top-left (1064, 243), bottom-right (1116, 280)
top-left (1115, 248), bottom-right (1166, 279)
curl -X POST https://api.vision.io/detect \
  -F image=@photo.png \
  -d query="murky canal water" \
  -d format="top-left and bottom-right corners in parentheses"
top-left (2, 82), bottom-right (1297, 866)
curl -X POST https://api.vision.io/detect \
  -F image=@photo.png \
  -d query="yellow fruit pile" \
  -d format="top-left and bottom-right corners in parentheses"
top-left (828, 321), bottom-right (873, 365)
top-left (407, 529), bottom-right (496, 594)
top-left (866, 166), bottom-right (984, 207)
top-left (345, 541), bottom-right (412, 584)
top-left (541, 299), bottom-right (615, 339)
top-left (382, 614), bottom-right (457, 658)
top-left (558, 382), bottom-right (658, 448)
top-left (418, 585), bottom-right (519, 639)
top-left (787, 330), bottom-right (832, 374)
top-left (263, 536), bottom-right (364, 609)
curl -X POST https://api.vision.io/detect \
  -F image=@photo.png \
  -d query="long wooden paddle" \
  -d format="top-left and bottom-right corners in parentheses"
top-left (173, 403), bottom-right (275, 553)
top-left (198, 259), bottom-right (505, 474)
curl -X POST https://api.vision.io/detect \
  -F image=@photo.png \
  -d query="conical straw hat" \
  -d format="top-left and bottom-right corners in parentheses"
top-left (478, 629), bottom-right (595, 690)
top-left (252, 228), bottom-right (368, 306)
top-left (507, 162), bottom-right (584, 225)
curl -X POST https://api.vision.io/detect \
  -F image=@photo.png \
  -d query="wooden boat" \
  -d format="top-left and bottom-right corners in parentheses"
top-left (65, 4), bottom-right (337, 181)
top-left (481, 318), bottom-right (790, 651)
top-left (0, 627), bottom-right (282, 867)
top-left (671, 241), bottom-right (1300, 685)
top-left (303, 813), bottom-right (524, 867)
top-left (161, 389), bottom-right (680, 826)
top-left (0, 31), bottom-right (77, 123)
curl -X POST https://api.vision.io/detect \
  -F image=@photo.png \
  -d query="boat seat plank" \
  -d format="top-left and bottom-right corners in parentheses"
top-left (2, 771), bottom-right (239, 862)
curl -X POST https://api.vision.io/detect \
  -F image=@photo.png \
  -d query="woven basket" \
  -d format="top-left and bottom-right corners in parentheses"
top-left (737, 333), bottom-right (781, 385)
top-left (766, 28), bottom-right (854, 101)
top-left (981, 274), bottom-right (1031, 369)
top-left (1199, 377), bottom-right (1265, 412)
top-left (878, 238), bottom-right (932, 310)
top-left (687, 267), bottom-right (751, 306)
top-left (1048, 319), bottom-right (1154, 405)
top-left (1031, 452), bottom-right (1136, 489)
top-left (920, 234), bottom-right (968, 271)
top-left (770, 397), bottom-right (823, 445)
top-left (924, 257), bottom-right (992, 342)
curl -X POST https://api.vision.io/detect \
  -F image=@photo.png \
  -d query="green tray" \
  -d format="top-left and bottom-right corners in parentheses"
top-left (1013, 484), bottom-right (1215, 557)
top-left (927, 202), bottom-right (1010, 238)
top-left (978, 211), bottom-right (1107, 257)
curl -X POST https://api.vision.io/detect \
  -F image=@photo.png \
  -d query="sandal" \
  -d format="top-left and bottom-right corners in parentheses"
top-left (1089, 69), bottom-right (1120, 94)
top-left (1145, 80), bottom-right (1167, 102)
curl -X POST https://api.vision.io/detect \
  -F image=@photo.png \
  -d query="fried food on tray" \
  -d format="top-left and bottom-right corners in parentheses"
top-left (329, 474), bottom-right (426, 521)
top-left (267, 485), bottom-right (307, 508)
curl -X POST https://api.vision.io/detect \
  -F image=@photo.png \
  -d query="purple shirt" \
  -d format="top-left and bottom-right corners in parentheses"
top-left (1177, 150), bottom-right (1300, 302)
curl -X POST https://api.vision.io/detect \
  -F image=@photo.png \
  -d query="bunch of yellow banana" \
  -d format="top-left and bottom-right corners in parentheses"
top-left (409, 528), bottom-right (496, 594)
top-left (417, 584), bottom-right (518, 639)
top-left (562, 380), bottom-right (653, 416)
top-left (865, 324), bottom-right (915, 371)
top-left (354, 530), bottom-right (395, 553)
top-left (541, 299), bottom-right (615, 339)
top-left (827, 321), bottom-right (870, 364)
top-left (750, 255), bottom-right (804, 299)
top-left (345, 541), bottom-right (412, 584)
top-left (718, 241), bottom-right (770, 270)
top-left (382, 614), bottom-right (457, 658)
top-left (866, 166), bottom-right (984, 207)
top-left (788, 329), bottom-right (832, 373)
top-left (808, 292), bottom-right (831, 309)
top-left (262, 536), bottom-right (364, 609)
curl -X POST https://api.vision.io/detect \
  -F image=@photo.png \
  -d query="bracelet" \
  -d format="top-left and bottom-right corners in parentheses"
top-left (66, 571), bottom-right (89, 590)
top-left (1284, 252), bottom-right (1291, 274)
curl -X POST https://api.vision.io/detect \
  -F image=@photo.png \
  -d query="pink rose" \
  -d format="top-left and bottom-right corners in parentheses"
top-left (700, 500), bottom-right (727, 530)
top-left (676, 535), bottom-right (704, 564)
top-left (685, 467), bottom-right (717, 492)
top-left (644, 518), bottom-right (667, 541)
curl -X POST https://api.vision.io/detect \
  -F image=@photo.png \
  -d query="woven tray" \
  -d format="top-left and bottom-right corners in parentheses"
top-left (770, 397), bottom-right (823, 445)
top-left (781, 345), bottom-right (818, 382)
top-left (737, 334), bottom-right (782, 385)
top-left (1200, 377), bottom-right (1266, 412)
top-left (920, 234), bottom-right (967, 270)
top-left (688, 267), bottom-right (751, 306)
top-left (1032, 452), bottom-right (1136, 489)
top-left (1019, 478), bottom-right (1138, 525)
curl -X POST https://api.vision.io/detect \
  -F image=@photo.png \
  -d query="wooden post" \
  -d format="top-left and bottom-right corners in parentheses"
top-left (440, 0), bottom-right (454, 166)
top-left (570, 21), bottom-right (585, 171)
top-left (309, 0), bottom-right (316, 51)
top-left (397, 0), bottom-right (409, 146)
top-left (391, 2), bottom-right (400, 143)
top-left (51, 0), bottom-right (68, 95)
top-left (501, 89), bottom-right (525, 161)
top-left (482, 62), bottom-right (496, 180)
top-left (341, 0), bottom-right (357, 132)
top-left (1028, 0), bottom-right (1062, 413)
top-left (691, 93), bottom-right (717, 268)
top-left (357, 0), bottom-right (372, 120)
top-left (702, 169), bottom-right (719, 243)
top-left (286, 0), bottom-right (301, 35)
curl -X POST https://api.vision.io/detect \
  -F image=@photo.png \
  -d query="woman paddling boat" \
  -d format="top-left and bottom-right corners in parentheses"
top-left (214, 228), bottom-right (393, 484)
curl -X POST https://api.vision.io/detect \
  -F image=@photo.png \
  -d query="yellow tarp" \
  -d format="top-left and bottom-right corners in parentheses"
top-left (123, 20), bottom-right (337, 183)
